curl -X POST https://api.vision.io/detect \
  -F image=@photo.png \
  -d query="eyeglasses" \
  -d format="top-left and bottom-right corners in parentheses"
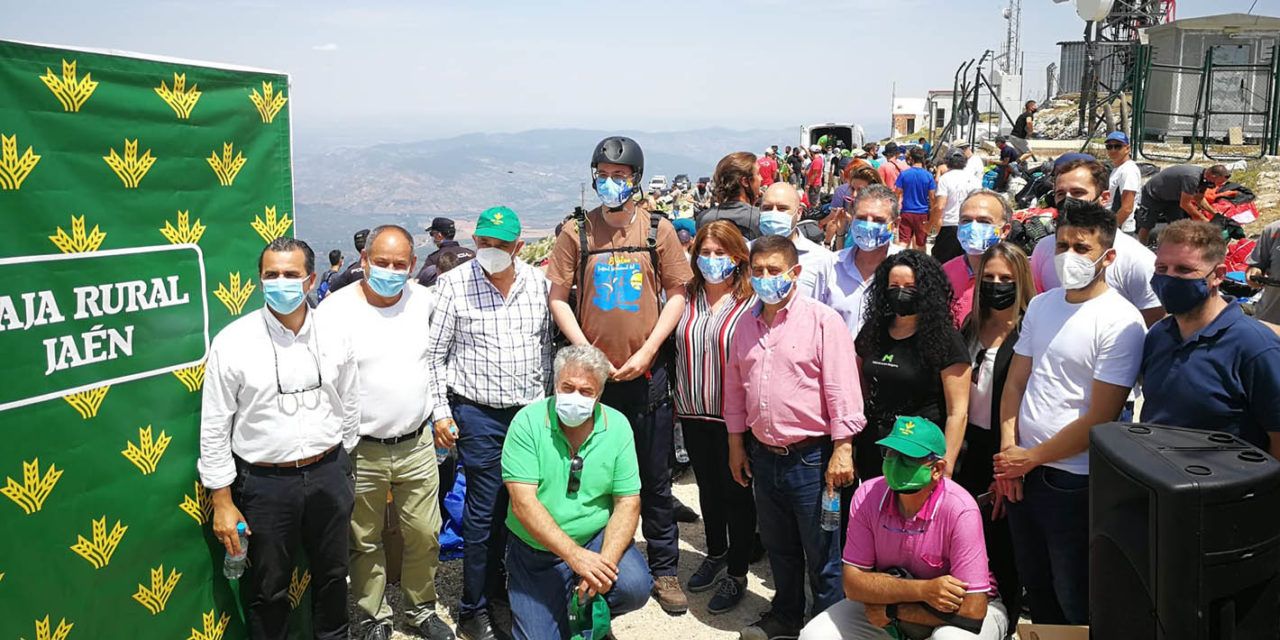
top-left (263, 316), bottom-right (323, 396)
top-left (1104, 143), bottom-right (1125, 150)
top-left (567, 455), bottom-right (584, 495)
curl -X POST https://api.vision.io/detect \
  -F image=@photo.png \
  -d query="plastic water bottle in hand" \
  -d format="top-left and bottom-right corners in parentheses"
top-left (223, 522), bottom-right (249, 579)
top-left (820, 488), bottom-right (841, 532)
top-left (436, 423), bottom-right (458, 464)
top-left (673, 421), bottom-right (689, 464)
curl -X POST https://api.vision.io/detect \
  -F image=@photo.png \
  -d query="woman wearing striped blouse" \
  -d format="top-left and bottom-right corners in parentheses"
top-left (674, 219), bottom-right (757, 614)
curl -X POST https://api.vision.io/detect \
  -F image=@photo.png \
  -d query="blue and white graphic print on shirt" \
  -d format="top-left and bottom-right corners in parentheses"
top-left (591, 256), bottom-right (643, 312)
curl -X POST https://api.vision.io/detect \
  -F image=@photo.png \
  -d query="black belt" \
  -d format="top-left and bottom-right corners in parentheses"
top-left (758, 435), bottom-right (827, 456)
top-left (360, 422), bottom-right (427, 446)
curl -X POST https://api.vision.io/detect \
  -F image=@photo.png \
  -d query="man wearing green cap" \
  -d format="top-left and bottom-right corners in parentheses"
top-left (427, 206), bottom-right (554, 640)
top-left (800, 416), bottom-right (1008, 640)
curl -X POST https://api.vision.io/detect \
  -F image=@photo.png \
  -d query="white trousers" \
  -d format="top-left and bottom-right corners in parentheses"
top-left (799, 599), bottom-right (1009, 640)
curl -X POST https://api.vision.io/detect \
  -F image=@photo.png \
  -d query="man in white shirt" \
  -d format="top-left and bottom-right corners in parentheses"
top-left (756, 182), bottom-right (836, 305)
top-left (1104, 131), bottom-right (1142, 236)
top-left (1029, 158), bottom-right (1166, 327)
top-left (427, 207), bottom-right (554, 640)
top-left (318, 225), bottom-right (452, 640)
top-left (932, 152), bottom-right (981, 264)
top-left (993, 202), bottom-right (1146, 627)
top-left (199, 237), bottom-right (360, 640)
top-left (829, 184), bottom-right (903, 338)
top-left (957, 141), bottom-right (986, 183)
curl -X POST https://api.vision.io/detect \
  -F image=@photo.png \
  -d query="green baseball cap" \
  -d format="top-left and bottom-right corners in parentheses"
top-left (474, 206), bottom-right (521, 242)
top-left (875, 416), bottom-right (946, 459)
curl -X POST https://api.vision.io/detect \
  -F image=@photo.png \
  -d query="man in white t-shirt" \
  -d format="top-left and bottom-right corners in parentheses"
top-left (1104, 131), bottom-right (1141, 235)
top-left (319, 225), bottom-right (454, 640)
top-left (932, 152), bottom-right (981, 264)
top-left (993, 202), bottom-right (1146, 628)
top-left (1029, 157), bottom-right (1166, 327)
top-left (955, 141), bottom-right (986, 183)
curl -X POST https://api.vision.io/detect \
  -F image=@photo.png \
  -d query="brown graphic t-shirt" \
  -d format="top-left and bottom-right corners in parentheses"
top-left (547, 207), bottom-right (693, 368)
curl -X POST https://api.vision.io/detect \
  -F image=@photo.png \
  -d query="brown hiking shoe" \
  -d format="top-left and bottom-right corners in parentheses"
top-left (652, 575), bottom-right (689, 614)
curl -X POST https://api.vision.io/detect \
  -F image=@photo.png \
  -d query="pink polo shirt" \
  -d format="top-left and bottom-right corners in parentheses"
top-left (723, 294), bottom-right (866, 447)
top-left (844, 477), bottom-right (995, 596)
top-left (942, 255), bottom-right (976, 328)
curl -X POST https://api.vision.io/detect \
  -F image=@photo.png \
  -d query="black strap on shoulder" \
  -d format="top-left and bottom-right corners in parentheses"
top-left (574, 209), bottom-right (667, 317)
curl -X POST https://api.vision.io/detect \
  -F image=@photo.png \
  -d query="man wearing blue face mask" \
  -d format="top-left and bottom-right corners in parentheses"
top-left (320, 226), bottom-right (453, 640)
top-left (756, 182), bottom-right (835, 305)
top-left (199, 237), bottom-right (361, 640)
top-left (942, 191), bottom-right (1012, 326)
top-left (829, 184), bottom-right (904, 338)
top-left (1139, 220), bottom-right (1280, 458)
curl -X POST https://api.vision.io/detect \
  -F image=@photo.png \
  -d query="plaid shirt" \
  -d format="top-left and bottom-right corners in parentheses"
top-left (427, 259), bottom-right (554, 421)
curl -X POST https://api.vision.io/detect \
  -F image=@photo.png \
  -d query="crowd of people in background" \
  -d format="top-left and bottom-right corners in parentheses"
top-left (198, 132), bottom-right (1280, 640)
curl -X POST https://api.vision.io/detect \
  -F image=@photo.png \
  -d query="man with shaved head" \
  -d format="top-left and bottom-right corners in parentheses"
top-left (320, 224), bottom-right (454, 640)
top-left (757, 181), bottom-right (836, 305)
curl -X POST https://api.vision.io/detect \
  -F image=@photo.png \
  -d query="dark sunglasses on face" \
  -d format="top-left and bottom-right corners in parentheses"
top-left (567, 455), bottom-right (584, 494)
top-left (1105, 144), bottom-right (1124, 150)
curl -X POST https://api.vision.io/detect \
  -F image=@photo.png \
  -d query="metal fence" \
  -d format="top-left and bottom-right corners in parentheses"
top-left (1133, 43), bottom-right (1279, 162)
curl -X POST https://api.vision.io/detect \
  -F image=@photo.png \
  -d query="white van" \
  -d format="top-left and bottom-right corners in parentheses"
top-left (800, 123), bottom-right (866, 151)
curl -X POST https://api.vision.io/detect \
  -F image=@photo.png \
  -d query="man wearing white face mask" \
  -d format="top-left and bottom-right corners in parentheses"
top-left (756, 182), bottom-right (835, 305)
top-left (502, 345), bottom-right (652, 639)
top-left (426, 206), bottom-right (553, 640)
top-left (319, 225), bottom-right (451, 640)
top-left (992, 202), bottom-right (1146, 627)
top-left (199, 237), bottom-right (360, 640)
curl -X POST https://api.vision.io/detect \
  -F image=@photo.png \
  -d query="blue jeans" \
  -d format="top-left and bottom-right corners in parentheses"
top-left (751, 441), bottom-right (843, 625)
top-left (1006, 466), bottom-right (1089, 624)
top-left (452, 399), bottom-right (520, 616)
top-left (506, 530), bottom-right (652, 640)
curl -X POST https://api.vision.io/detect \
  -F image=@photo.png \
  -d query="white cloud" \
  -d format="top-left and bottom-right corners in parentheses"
top-left (311, 43), bottom-right (339, 52)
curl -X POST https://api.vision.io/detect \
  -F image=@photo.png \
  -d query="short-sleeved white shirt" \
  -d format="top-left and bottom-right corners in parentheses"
top-left (1013, 288), bottom-right (1147, 474)
top-left (1109, 159), bottom-right (1143, 233)
top-left (1030, 231), bottom-right (1161, 312)
top-left (937, 169), bottom-right (980, 227)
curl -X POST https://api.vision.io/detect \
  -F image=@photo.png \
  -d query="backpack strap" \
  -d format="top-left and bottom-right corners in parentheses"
top-left (573, 210), bottom-right (668, 315)
top-left (575, 207), bottom-right (590, 318)
top-left (647, 211), bottom-right (662, 293)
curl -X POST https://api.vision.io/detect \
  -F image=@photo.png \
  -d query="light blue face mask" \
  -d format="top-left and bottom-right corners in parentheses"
top-left (750, 269), bottom-right (795, 304)
top-left (696, 255), bottom-right (737, 284)
top-left (758, 211), bottom-right (794, 237)
top-left (366, 264), bottom-right (409, 297)
top-left (958, 221), bottom-right (999, 256)
top-left (849, 219), bottom-right (894, 251)
top-left (263, 277), bottom-right (307, 314)
top-left (596, 176), bottom-right (635, 209)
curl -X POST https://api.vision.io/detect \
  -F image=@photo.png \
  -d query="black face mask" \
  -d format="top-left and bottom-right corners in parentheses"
top-left (1055, 195), bottom-right (1096, 213)
top-left (887, 286), bottom-right (919, 317)
top-left (979, 281), bottom-right (1018, 311)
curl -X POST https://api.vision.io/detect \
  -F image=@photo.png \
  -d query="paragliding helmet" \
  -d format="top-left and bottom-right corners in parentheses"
top-left (590, 136), bottom-right (644, 191)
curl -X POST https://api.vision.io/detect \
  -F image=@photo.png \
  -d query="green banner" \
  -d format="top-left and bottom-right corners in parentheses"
top-left (0, 245), bottom-right (208, 410)
top-left (0, 40), bottom-right (298, 639)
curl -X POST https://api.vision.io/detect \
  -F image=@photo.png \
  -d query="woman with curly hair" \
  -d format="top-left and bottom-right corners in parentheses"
top-left (855, 250), bottom-right (971, 479)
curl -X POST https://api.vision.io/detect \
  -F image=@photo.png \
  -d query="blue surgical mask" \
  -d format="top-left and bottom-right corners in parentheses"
top-left (366, 264), bottom-right (409, 297)
top-left (751, 269), bottom-right (795, 304)
top-left (758, 211), bottom-right (794, 237)
top-left (596, 176), bottom-right (635, 209)
top-left (696, 255), bottom-right (737, 284)
top-left (850, 219), bottom-right (893, 251)
top-left (263, 277), bottom-right (307, 314)
top-left (958, 221), bottom-right (1000, 256)
top-left (1150, 272), bottom-right (1212, 315)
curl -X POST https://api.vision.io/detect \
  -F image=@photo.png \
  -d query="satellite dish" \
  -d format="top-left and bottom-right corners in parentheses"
top-left (1076, 0), bottom-right (1115, 21)
top-left (1003, 7), bottom-right (1012, 19)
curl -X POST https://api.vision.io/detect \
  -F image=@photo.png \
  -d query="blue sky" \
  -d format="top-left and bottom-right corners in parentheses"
top-left (2, 0), bottom-right (1269, 143)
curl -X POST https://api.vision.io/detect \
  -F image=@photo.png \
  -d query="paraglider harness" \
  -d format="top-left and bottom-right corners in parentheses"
top-left (572, 205), bottom-right (665, 318)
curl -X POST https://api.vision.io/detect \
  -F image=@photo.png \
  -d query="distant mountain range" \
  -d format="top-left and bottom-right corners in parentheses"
top-left (292, 127), bottom-right (796, 251)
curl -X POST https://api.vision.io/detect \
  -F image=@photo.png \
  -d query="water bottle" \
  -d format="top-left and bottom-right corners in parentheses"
top-left (673, 421), bottom-right (689, 464)
top-left (223, 522), bottom-right (248, 579)
top-left (435, 423), bottom-right (457, 465)
top-left (820, 488), bottom-right (841, 532)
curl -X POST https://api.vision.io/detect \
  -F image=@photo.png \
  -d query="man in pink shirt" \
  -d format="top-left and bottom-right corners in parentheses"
top-left (877, 142), bottom-right (909, 191)
top-left (800, 416), bottom-right (1009, 640)
top-left (724, 234), bottom-right (865, 640)
top-left (942, 191), bottom-right (1012, 326)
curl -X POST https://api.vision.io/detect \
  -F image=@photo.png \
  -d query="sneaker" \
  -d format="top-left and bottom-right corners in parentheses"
top-left (409, 611), bottom-right (457, 640)
top-left (687, 554), bottom-right (727, 593)
top-left (652, 574), bottom-right (689, 615)
top-left (456, 610), bottom-right (497, 640)
top-left (707, 575), bottom-right (746, 614)
top-left (361, 621), bottom-right (394, 640)
top-left (673, 497), bottom-right (701, 523)
top-left (740, 611), bottom-right (800, 640)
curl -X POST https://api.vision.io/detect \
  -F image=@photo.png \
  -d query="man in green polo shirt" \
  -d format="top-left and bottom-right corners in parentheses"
top-left (501, 344), bottom-right (652, 640)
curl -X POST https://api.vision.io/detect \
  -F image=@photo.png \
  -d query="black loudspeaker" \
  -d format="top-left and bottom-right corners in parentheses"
top-left (1090, 423), bottom-right (1280, 639)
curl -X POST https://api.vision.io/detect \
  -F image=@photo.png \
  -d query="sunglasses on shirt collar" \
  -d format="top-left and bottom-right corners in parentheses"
top-left (567, 455), bottom-right (584, 495)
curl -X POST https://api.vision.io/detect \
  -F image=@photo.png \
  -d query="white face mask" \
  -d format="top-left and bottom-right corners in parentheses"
top-left (1054, 250), bottom-right (1107, 290)
top-left (475, 247), bottom-right (514, 274)
top-left (555, 392), bottom-right (597, 427)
